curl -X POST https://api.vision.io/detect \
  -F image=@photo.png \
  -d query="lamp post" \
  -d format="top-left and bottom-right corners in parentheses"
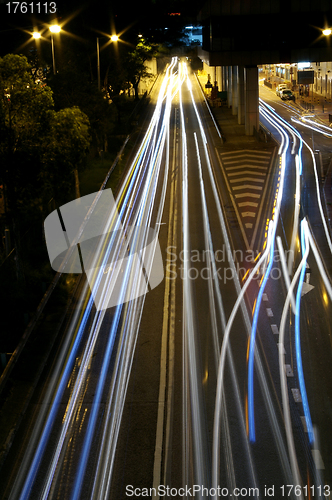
top-left (49, 25), bottom-right (61, 75)
top-left (97, 37), bottom-right (101, 91)
top-left (97, 34), bottom-right (118, 91)
top-left (31, 32), bottom-right (42, 76)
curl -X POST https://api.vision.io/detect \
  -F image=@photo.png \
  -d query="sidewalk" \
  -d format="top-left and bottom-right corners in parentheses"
top-left (263, 80), bottom-right (332, 125)
top-left (323, 162), bottom-right (332, 233)
top-left (196, 72), bottom-right (270, 149)
top-left (293, 91), bottom-right (332, 126)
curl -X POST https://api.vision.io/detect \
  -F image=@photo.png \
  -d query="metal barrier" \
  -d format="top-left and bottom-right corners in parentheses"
top-left (253, 125), bottom-right (272, 143)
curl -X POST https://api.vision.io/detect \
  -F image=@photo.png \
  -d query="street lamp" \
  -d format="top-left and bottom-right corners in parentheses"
top-left (32, 32), bottom-right (41, 39)
top-left (323, 28), bottom-right (332, 36)
top-left (49, 24), bottom-right (61, 75)
top-left (49, 25), bottom-right (61, 34)
top-left (97, 34), bottom-right (119, 91)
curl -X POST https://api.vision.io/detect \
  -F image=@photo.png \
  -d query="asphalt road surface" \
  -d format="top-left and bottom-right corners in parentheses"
top-left (1, 59), bottom-right (332, 500)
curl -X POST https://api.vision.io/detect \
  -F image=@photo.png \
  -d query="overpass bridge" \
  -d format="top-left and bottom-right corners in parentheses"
top-left (197, 0), bottom-right (332, 134)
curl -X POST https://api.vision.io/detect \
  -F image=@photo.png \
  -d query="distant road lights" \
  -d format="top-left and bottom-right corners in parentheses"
top-left (49, 25), bottom-right (61, 75)
top-left (323, 28), bottom-right (332, 36)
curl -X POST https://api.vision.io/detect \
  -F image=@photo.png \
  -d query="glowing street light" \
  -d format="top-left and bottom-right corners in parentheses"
top-left (32, 32), bottom-right (41, 39)
top-left (323, 28), bottom-right (332, 36)
top-left (49, 24), bottom-right (61, 34)
top-left (49, 25), bottom-right (61, 75)
top-left (110, 34), bottom-right (118, 42)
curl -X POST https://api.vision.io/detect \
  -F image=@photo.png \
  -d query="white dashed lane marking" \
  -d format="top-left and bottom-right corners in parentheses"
top-left (291, 388), bottom-right (302, 403)
top-left (262, 281), bottom-right (325, 471)
top-left (285, 365), bottom-right (294, 377)
top-left (301, 416), bottom-right (308, 432)
top-left (266, 308), bottom-right (274, 317)
top-left (312, 449), bottom-right (325, 470)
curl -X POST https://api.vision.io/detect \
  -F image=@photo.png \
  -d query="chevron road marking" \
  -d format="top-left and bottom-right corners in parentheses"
top-left (217, 148), bottom-right (276, 249)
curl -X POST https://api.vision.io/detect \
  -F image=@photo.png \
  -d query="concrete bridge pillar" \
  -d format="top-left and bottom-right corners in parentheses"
top-left (216, 66), bottom-right (222, 91)
top-left (232, 66), bottom-right (238, 115)
top-left (228, 66), bottom-right (232, 108)
top-left (244, 66), bottom-right (259, 135)
top-left (222, 66), bottom-right (227, 92)
top-left (237, 65), bottom-right (245, 125)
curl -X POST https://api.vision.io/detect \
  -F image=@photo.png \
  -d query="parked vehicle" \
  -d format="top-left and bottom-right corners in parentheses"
top-left (280, 89), bottom-right (295, 101)
top-left (276, 84), bottom-right (288, 96)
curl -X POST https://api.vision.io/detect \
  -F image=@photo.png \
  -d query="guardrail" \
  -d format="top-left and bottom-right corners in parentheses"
top-left (253, 124), bottom-right (273, 143)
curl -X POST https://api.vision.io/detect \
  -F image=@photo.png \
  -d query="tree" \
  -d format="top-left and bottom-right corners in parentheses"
top-left (0, 54), bottom-right (92, 207)
top-left (0, 55), bottom-right (52, 214)
top-left (48, 45), bottom-right (117, 155)
top-left (42, 107), bottom-right (91, 201)
top-left (0, 54), bottom-right (55, 280)
top-left (126, 39), bottom-right (158, 100)
top-left (0, 54), bottom-right (54, 210)
top-left (0, 53), bottom-right (92, 279)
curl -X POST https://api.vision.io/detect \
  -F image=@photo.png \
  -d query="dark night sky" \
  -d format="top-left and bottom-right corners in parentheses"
top-left (0, 0), bottom-right (204, 56)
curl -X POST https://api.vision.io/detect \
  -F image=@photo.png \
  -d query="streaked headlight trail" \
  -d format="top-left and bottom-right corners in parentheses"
top-left (5, 60), bottom-right (332, 500)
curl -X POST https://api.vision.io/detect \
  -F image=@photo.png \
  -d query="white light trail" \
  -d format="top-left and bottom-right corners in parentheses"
top-left (291, 116), bottom-right (332, 137)
top-left (91, 60), bottom-right (177, 500)
top-left (179, 62), bottom-right (208, 496)
top-left (182, 62), bottom-right (260, 496)
top-left (12, 58), bottom-right (179, 500)
top-left (277, 232), bottom-right (307, 500)
top-left (260, 99), bottom-right (332, 255)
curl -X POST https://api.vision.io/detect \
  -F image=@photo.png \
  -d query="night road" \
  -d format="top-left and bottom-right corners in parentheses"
top-left (1, 58), bottom-right (332, 500)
